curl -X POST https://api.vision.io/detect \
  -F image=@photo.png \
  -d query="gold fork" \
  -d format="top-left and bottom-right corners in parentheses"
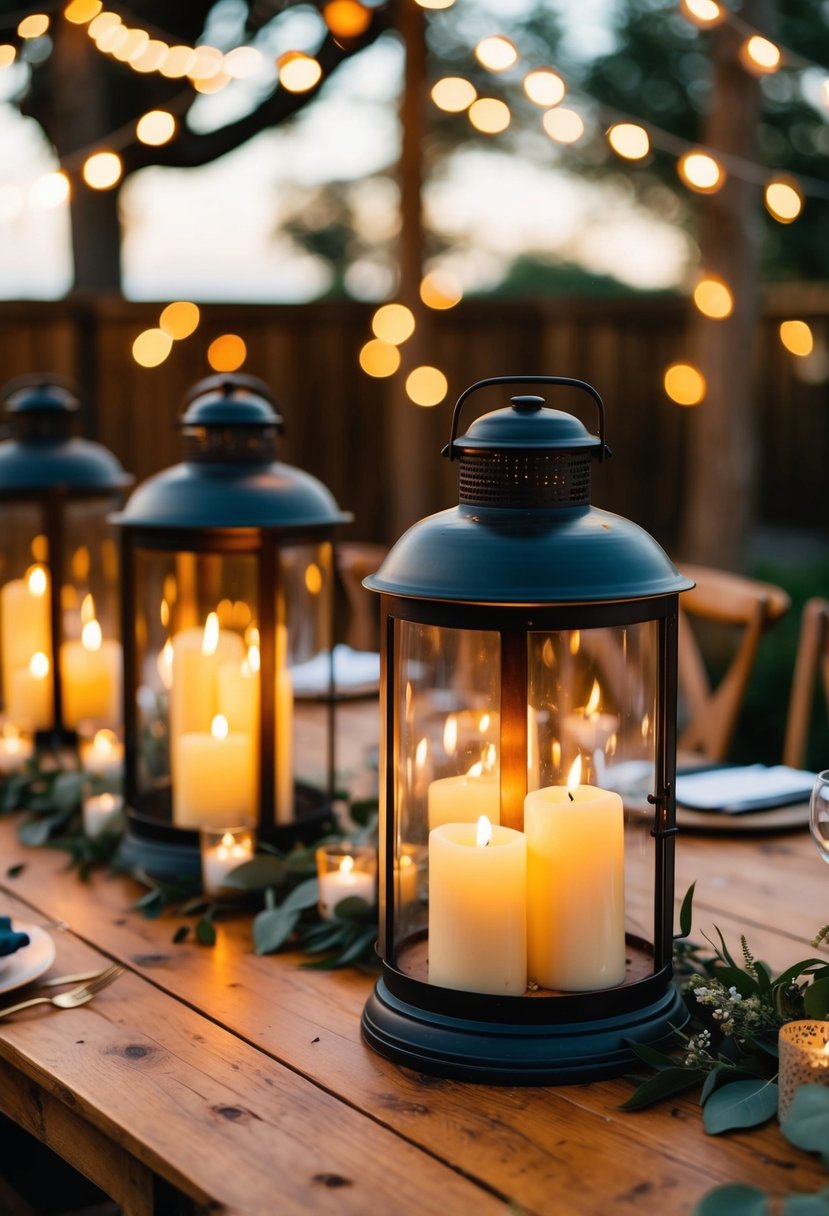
top-left (0, 965), bottom-right (124, 1020)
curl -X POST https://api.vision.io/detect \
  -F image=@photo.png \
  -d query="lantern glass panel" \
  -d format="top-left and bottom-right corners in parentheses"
top-left (387, 617), bottom-right (659, 998)
top-left (0, 502), bottom-right (51, 731)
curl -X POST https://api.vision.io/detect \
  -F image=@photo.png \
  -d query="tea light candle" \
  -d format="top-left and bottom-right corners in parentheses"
top-left (200, 827), bottom-right (255, 896)
top-left (82, 791), bottom-right (124, 839)
top-left (80, 728), bottom-right (124, 778)
top-left (428, 815), bottom-right (527, 995)
top-left (316, 845), bottom-right (376, 920)
top-left (525, 756), bottom-right (625, 992)
top-left (0, 728), bottom-right (34, 774)
top-left (778, 1021), bottom-right (829, 1119)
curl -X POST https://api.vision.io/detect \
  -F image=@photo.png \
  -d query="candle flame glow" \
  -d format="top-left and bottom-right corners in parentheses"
top-left (82, 618), bottom-right (103, 652)
top-left (247, 643), bottom-right (261, 674)
top-left (339, 854), bottom-right (355, 875)
top-left (585, 679), bottom-right (601, 716)
top-left (27, 566), bottom-right (47, 597)
top-left (482, 741), bottom-right (497, 773)
top-left (202, 611), bottom-right (220, 656)
top-left (443, 713), bottom-right (458, 756)
top-left (476, 815), bottom-right (492, 847)
top-left (567, 755), bottom-right (582, 793)
top-left (467, 761), bottom-right (483, 778)
top-left (93, 728), bottom-right (117, 754)
top-left (81, 593), bottom-right (95, 624)
top-left (211, 714), bottom-right (229, 740)
top-left (29, 652), bottom-right (49, 679)
top-left (220, 831), bottom-right (235, 848)
top-left (478, 712), bottom-right (491, 732)
top-left (415, 737), bottom-right (428, 768)
top-left (157, 638), bottom-right (173, 690)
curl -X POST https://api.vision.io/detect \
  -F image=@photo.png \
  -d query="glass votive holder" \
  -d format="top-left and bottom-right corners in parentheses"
top-left (778, 1020), bottom-right (829, 1119)
top-left (79, 728), bottom-right (125, 781)
top-left (200, 825), bottom-right (256, 898)
top-left (0, 725), bottom-right (34, 775)
top-left (316, 842), bottom-right (377, 920)
top-left (82, 790), bottom-right (125, 839)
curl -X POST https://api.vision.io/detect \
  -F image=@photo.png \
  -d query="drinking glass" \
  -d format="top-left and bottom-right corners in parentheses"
top-left (809, 771), bottom-right (829, 862)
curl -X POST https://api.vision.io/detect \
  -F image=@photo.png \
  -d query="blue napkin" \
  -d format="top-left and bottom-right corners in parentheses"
top-left (0, 915), bottom-right (30, 958)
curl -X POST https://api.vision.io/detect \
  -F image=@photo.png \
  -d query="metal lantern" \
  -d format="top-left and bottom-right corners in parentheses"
top-left (113, 374), bottom-right (351, 878)
top-left (361, 375), bottom-right (693, 1084)
top-left (0, 376), bottom-right (132, 749)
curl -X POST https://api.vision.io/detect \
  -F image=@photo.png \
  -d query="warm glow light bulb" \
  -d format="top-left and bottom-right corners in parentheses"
top-left (96, 23), bottom-right (129, 53)
top-left (88, 11), bottom-right (121, 40)
top-left (189, 45), bottom-right (225, 81)
top-left (323, 1), bottom-right (371, 38)
top-left (305, 563), bottom-right (323, 595)
top-left (192, 72), bottom-right (231, 94)
top-left (664, 362), bottom-right (706, 406)
top-left (0, 45), bottom-right (15, 69)
top-left (678, 151), bottom-right (724, 193)
top-left (224, 46), bottom-right (263, 79)
top-left (431, 76), bottom-right (477, 113)
top-left (277, 51), bottom-right (322, 92)
top-left (475, 35), bottom-right (518, 72)
top-left (420, 270), bottom-right (463, 310)
top-left (207, 334), bottom-right (247, 372)
top-left (132, 328), bottom-right (173, 367)
top-left (779, 320), bottom-right (814, 357)
top-left (523, 68), bottom-right (566, 107)
top-left (405, 366), bottom-right (448, 407)
top-left (131, 39), bottom-right (168, 73)
top-left (764, 178), bottom-right (803, 223)
top-left (680, 0), bottom-right (725, 26)
top-left (542, 107), bottom-right (584, 144)
top-left (693, 275), bottom-right (733, 319)
top-left (160, 300), bottom-right (200, 339)
top-left (113, 29), bottom-right (149, 62)
top-left (82, 152), bottom-right (123, 190)
top-left (159, 45), bottom-right (196, 78)
top-left (607, 122), bottom-right (650, 160)
top-left (64, 0), bottom-right (103, 23)
top-left (30, 171), bottom-right (70, 211)
top-left (469, 98), bottom-right (511, 135)
top-left (136, 110), bottom-right (176, 146)
top-left (359, 339), bottom-right (400, 378)
top-left (18, 13), bottom-right (50, 38)
top-left (741, 35), bottom-right (781, 74)
top-left (371, 303), bottom-right (415, 345)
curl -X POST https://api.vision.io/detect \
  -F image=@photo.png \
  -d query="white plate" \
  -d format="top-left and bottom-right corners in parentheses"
top-left (677, 801), bottom-right (810, 834)
top-left (0, 924), bottom-right (56, 996)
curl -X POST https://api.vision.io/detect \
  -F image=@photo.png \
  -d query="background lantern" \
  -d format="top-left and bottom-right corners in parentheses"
top-left (0, 376), bottom-right (132, 750)
top-left (113, 374), bottom-right (351, 878)
top-left (361, 375), bottom-right (694, 1083)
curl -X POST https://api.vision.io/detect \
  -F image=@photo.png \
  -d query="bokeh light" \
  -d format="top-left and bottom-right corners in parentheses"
top-left (372, 303), bottom-right (415, 345)
top-left (323, 1), bottom-right (371, 38)
top-left (523, 68), bottom-right (565, 108)
top-left (224, 47), bottom-right (263, 79)
top-left (133, 328), bottom-right (173, 368)
top-left (664, 363), bottom-right (706, 406)
top-left (678, 151), bottom-right (724, 193)
top-left (0, 45), bottom-right (15, 69)
top-left (82, 152), bottom-right (123, 190)
top-left (475, 36), bottom-right (518, 72)
top-left (136, 110), bottom-right (176, 146)
top-left (131, 39), bottom-right (168, 73)
top-left (420, 271), bottom-right (463, 310)
top-left (160, 301), bottom-right (200, 340)
top-left (88, 12), bottom-right (121, 40)
top-left (359, 339), bottom-right (400, 377)
top-left (680, 0), bottom-right (725, 25)
top-left (160, 45), bottom-right (197, 78)
top-left (18, 13), bottom-right (50, 38)
top-left (277, 51), bottom-right (322, 92)
top-left (64, 0), bottom-right (103, 24)
top-left (779, 320), bottom-right (814, 357)
top-left (189, 45), bottom-right (224, 81)
top-left (96, 23), bottom-right (129, 53)
top-left (431, 77), bottom-right (477, 113)
top-left (113, 29), bottom-right (149, 62)
top-left (193, 72), bottom-right (231, 94)
top-left (693, 275), bottom-right (733, 319)
top-left (764, 178), bottom-right (803, 223)
top-left (469, 98), bottom-right (511, 134)
top-left (607, 123), bottom-right (650, 160)
top-left (30, 171), bottom-right (70, 211)
top-left (406, 366), bottom-right (448, 407)
top-left (414, 0), bottom-right (455, 8)
top-left (542, 107), bottom-right (584, 144)
top-left (208, 334), bottom-right (247, 371)
top-left (740, 35), bottom-right (781, 74)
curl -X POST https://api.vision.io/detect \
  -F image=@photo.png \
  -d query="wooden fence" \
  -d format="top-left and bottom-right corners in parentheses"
top-left (0, 292), bottom-right (826, 554)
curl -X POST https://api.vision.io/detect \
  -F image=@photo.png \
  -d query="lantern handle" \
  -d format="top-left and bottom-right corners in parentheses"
top-left (442, 375), bottom-right (609, 462)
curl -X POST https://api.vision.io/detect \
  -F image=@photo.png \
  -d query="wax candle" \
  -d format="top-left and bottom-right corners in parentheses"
top-left (168, 615), bottom-right (244, 780)
top-left (778, 1021), bottom-right (829, 1119)
top-left (316, 845), bottom-right (377, 920)
top-left (525, 757), bottom-right (626, 992)
top-left (428, 815), bottom-right (527, 995)
top-left (563, 680), bottom-right (619, 758)
top-left (0, 728), bottom-right (33, 774)
top-left (60, 604), bottom-right (122, 728)
top-left (173, 713), bottom-right (256, 829)
top-left (200, 827), bottom-right (255, 896)
top-left (427, 766), bottom-right (501, 830)
top-left (80, 728), bottom-right (124, 778)
top-left (7, 652), bottom-right (53, 730)
top-left (82, 791), bottom-right (124, 839)
top-left (0, 567), bottom-right (51, 712)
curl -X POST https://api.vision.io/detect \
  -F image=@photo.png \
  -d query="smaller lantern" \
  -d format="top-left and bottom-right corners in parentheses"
top-left (361, 375), bottom-right (693, 1084)
top-left (0, 376), bottom-right (132, 747)
top-left (113, 374), bottom-right (351, 878)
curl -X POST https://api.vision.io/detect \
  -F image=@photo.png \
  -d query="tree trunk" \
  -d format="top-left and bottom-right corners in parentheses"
top-left (678, 1), bottom-right (773, 570)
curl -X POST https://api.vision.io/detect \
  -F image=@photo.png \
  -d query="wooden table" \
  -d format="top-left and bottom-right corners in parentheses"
top-left (0, 766), bottom-right (827, 1213)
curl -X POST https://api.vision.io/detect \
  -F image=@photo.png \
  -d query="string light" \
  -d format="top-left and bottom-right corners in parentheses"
top-left (371, 304), bottom-right (415, 344)
top-left (131, 40), bottom-right (168, 73)
top-left (0, 45), bottom-right (16, 69)
top-left (159, 46), bottom-right (196, 78)
top-left (779, 321), bottom-right (814, 357)
top-left (431, 77), bottom-right (477, 113)
top-left (420, 270), bottom-right (463, 310)
top-left (740, 35), bottom-right (781, 75)
top-left (323, 1), bottom-right (371, 39)
top-left (405, 366), bottom-right (448, 406)
top-left (224, 46), bottom-right (263, 79)
top-left (469, 98), bottom-right (511, 134)
top-left (607, 122), bottom-right (650, 161)
top-left (523, 68), bottom-right (565, 108)
top-left (207, 334), bottom-right (247, 372)
top-left (82, 151), bottom-right (122, 189)
top-left (88, 12), bottom-right (120, 40)
top-left (159, 301), bottom-right (200, 339)
top-left (680, 0), bottom-right (725, 27)
top-left (132, 328), bottom-right (173, 368)
top-left (277, 51), bottom-right (322, 92)
top-left (664, 363), bottom-right (706, 406)
top-left (64, 0), bottom-right (103, 24)
top-left (414, 0), bottom-right (456, 10)
top-left (542, 107), bottom-right (584, 144)
top-left (764, 177), bottom-right (803, 223)
top-left (136, 110), bottom-right (176, 146)
top-left (112, 29), bottom-right (149, 62)
top-left (693, 275), bottom-right (733, 319)
top-left (678, 150), bottom-right (725, 193)
top-left (359, 339), bottom-right (400, 377)
top-left (18, 14), bottom-right (50, 39)
top-left (475, 36), bottom-right (518, 73)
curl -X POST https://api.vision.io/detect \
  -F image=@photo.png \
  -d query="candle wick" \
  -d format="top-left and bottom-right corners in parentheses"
top-left (568, 791), bottom-right (574, 802)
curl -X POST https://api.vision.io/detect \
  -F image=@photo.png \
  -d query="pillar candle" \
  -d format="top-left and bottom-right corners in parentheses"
top-left (525, 777), bottom-right (626, 992)
top-left (427, 770), bottom-right (501, 830)
top-left (168, 616), bottom-right (243, 780)
top-left (173, 713), bottom-right (256, 829)
top-left (7, 652), bottom-right (53, 730)
top-left (60, 634), bottom-right (122, 728)
top-left (0, 570), bottom-right (51, 712)
top-left (428, 816), bottom-right (527, 995)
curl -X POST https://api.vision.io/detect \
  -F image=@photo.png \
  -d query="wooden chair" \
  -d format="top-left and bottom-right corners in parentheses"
top-left (783, 597), bottom-right (829, 769)
top-left (335, 542), bottom-right (389, 652)
top-left (676, 563), bottom-right (791, 763)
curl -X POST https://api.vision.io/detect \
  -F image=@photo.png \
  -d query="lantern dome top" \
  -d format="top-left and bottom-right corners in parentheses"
top-left (114, 374), bottom-right (351, 533)
top-left (366, 375), bottom-right (692, 604)
top-left (0, 375), bottom-right (133, 492)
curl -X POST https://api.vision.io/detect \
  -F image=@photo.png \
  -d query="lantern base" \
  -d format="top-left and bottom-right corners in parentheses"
top-left (361, 975), bottom-right (688, 1085)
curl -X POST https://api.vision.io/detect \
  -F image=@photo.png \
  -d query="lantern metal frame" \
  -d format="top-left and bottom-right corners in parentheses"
top-left (113, 375), bottom-right (351, 879)
top-left (0, 376), bottom-right (133, 745)
top-left (360, 375), bottom-right (693, 1085)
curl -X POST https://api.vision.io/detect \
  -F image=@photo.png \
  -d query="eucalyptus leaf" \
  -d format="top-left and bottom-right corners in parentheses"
top-left (678, 881), bottom-right (696, 939)
top-left (619, 1067), bottom-right (706, 1111)
top-left (693, 1183), bottom-right (770, 1216)
top-left (701, 1066), bottom-right (724, 1104)
top-left (195, 918), bottom-right (216, 947)
top-left (781, 1084), bottom-right (829, 1153)
top-left (626, 1039), bottom-right (681, 1070)
top-left (51, 771), bottom-right (85, 813)
top-left (781, 1194), bottom-right (829, 1215)
top-left (280, 876), bottom-right (320, 914)
top-left (221, 854), bottom-right (289, 892)
top-left (18, 814), bottom-right (58, 846)
top-left (332, 894), bottom-right (374, 923)
top-left (253, 906), bottom-right (300, 955)
top-left (172, 925), bottom-right (190, 944)
top-left (702, 1079), bottom-right (778, 1134)
top-left (331, 926), bottom-right (377, 966)
top-left (804, 977), bottom-right (829, 1018)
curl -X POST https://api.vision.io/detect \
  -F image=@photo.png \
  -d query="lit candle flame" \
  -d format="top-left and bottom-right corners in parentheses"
top-left (443, 713), bottom-right (458, 756)
top-left (202, 611), bottom-right (220, 656)
top-left (476, 815), bottom-right (492, 848)
top-left (415, 737), bottom-right (428, 768)
top-left (569, 630), bottom-right (581, 656)
top-left (567, 755), bottom-right (582, 794)
top-left (482, 741), bottom-right (497, 773)
top-left (157, 638), bottom-right (173, 690)
top-left (93, 728), bottom-right (117, 754)
top-left (585, 679), bottom-right (601, 716)
top-left (220, 831), bottom-right (235, 849)
top-left (467, 760), bottom-right (483, 778)
top-left (479, 712), bottom-right (490, 732)
top-left (81, 617), bottom-right (103, 652)
top-left (27, 565), bottom-right (47, 597)
top-left (339, 854), bottom-right (355, 875)
top-left (247, 642), bottom-right (261, 674)
top-left (211, 713), bottom-right (229, 740)
top-left (30, 651), bottom-right (50, 679)
top-left (81, 593), bottom-right (95, 624)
